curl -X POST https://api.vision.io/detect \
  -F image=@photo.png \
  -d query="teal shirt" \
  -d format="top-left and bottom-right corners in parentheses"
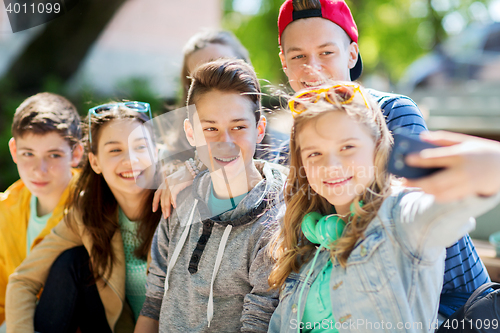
top-left (207, 186), bottom-right (247, 216)
top-left (301, 260), bottom-right (338, 333)
top-left (118, 209), bottom-right (147, 320)
top-left (26, 196), bottom-right (51, 255)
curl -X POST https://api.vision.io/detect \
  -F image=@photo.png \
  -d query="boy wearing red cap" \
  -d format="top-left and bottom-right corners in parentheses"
top-left (277, 0), bottom-right (489, 321)
top-left (277, 0), bottom-right (427, 147)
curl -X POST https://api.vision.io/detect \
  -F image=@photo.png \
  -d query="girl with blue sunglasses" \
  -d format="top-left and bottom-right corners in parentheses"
top-left (6, 102), bottom-right (161, 333)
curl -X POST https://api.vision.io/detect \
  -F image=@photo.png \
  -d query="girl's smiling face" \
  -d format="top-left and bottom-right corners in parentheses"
top-left (298, 111), bottom-right (376, 215)
top-left (89, 119), bottom-right (156, 198)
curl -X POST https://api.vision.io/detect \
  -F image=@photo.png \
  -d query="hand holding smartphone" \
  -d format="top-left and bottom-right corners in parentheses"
top-left (388, 133), bottom-right (443, 179)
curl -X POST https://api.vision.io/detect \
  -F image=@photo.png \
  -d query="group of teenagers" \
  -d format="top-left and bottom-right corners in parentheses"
top-left (2, 0), bottom-right (500, 332)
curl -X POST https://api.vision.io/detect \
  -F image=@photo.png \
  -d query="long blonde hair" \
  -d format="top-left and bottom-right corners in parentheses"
top-left (268, 83), bottom-right (393, 289)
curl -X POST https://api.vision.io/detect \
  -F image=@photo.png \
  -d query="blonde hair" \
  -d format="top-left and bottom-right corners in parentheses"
top-left (268, 83), bottom-right (393, 289)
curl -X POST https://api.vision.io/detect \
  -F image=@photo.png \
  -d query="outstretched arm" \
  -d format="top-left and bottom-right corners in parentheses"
top-left (393, 188), bottom-right (500, 262)
top-left (404, 131), bottom-right (500, 202)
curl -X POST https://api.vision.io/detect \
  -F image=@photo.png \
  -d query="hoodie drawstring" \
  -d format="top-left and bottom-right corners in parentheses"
top-left (161, 199), bottom-right (233, 328)
top-left (207, 224), bottom-right (232, 327)
top-left (164, 199), bottom-right (198, 294)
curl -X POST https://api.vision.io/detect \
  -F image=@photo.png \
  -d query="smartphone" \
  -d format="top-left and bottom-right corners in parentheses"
top-left (388, 133), bottom-right (443, 179)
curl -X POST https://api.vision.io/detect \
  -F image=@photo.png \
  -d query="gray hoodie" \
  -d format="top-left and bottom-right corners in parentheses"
top-left (141, 160), bottom-right (286, 332)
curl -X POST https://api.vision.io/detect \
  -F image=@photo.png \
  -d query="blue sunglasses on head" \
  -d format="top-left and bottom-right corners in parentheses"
top-left (88, 101), bottom-right (152, 144)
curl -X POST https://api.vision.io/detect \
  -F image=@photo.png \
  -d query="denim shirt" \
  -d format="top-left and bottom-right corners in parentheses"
top-left (269, 188), bottom-right (500, 333)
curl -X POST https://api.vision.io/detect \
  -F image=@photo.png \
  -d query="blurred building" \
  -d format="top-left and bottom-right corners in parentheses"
top-left (402, 22), bottom-right (500, 90)
top-left (400, 22), bottom-right (500, 140)
top-left (399, 22), bottom-right (500, 241)
top-left (0, 0), bottom-right (221, 98)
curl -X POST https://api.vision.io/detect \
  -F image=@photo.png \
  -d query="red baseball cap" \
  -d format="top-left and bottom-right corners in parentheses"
top-left (278, 0), bottom-right (363, 80)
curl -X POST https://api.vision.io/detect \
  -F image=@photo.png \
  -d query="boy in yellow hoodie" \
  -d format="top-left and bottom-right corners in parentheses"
top-left (0, 92), bottom-right (83, 327)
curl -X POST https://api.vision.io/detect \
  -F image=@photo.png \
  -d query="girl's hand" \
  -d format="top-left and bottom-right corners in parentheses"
top-left (403, 131), bottom-right (500, 202)
top-left (152, 165), bottom-right (194, 218)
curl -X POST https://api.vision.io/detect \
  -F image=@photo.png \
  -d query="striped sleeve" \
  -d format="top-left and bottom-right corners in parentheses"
top-left (439, 235), bottom-right (491, 316)
top-left (442, 235), bottom-right (490, 294)
top-left (367, 89), bottom-right (428, 136)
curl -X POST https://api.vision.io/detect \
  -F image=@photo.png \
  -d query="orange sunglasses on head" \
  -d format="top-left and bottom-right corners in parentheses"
top-left (288, 83), bottom-right (369, 117)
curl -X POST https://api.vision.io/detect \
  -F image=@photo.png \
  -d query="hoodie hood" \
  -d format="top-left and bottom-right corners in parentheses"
top-left (190, 160), bottom-right (286, 226)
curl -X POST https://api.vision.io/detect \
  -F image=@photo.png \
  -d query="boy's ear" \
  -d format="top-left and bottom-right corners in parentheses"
top-left (347, 42), bottom-right (359, 70)
top-left (256, 116), bottom-right (267, 144)
top-left (279, 49), bottom-right (287, 71)
top-left (71, 143), bottom-right (84, 168)
top-left (184, 119), bottom-right (196, 147)
top-left (88, 152), bottom-right (102, 174)
top-left (8, 138), bottom-right (17, 164)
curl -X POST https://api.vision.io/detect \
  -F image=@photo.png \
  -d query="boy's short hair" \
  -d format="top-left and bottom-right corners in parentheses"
top-left (186, 59), bottom-right (261, 125)
top-left (11, 92), bottom-right (82, 148)
top-left (278, 0), bottom-right (363, 80)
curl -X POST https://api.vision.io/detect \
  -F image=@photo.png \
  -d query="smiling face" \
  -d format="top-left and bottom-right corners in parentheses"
top-left (9, 131), bottom-right (81, 201)
top-left (89, 119), bottom-right (156, 198)
top-left (185, 90), bottom-right (265, 182)
top-left (298, 110), bottom-right (375, 215)
top-left (280, 17), bottom-right (359, 92)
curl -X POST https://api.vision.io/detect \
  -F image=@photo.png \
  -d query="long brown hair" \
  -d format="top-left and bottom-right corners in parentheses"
top-left (66, 105), bottom-right (161, 279)
top-left (268, 83), bottom-right (393, 289)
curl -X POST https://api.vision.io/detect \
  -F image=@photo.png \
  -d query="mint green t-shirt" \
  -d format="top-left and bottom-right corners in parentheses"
top-left (207, 186), bottom-right (247, 216)
top-left (118, 209), bottom-right (147, 320)
top-left (301, 260), bottom-right (338, 333)
top-left (26, 196), bottom-right (51, 255)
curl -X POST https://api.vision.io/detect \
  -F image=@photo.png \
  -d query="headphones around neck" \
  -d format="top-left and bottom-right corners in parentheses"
top-left (301, 202), bottom-right (362, 248)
